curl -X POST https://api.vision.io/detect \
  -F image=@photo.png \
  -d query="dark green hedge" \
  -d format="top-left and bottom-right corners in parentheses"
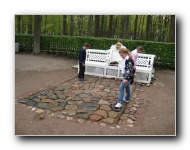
top-left (15, 34), bottom-right (175, 69)
top-left (15, 34), bottom-right (34, 52)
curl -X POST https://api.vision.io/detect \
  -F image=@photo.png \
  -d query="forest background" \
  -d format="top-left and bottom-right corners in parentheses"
top-left (15, 15), bottom-right (175, 42)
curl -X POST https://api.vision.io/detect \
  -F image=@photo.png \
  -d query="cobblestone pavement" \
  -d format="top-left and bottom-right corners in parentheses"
top-left (15, 75), bottom-right (149, 129)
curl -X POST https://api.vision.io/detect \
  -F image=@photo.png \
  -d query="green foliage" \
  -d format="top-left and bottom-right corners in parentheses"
top-left (15, 34), bottom-right (34, 52)
top-left (15, 15), bottom-right (173, 42)
top-left (15, 34), bottom-right (175, 69)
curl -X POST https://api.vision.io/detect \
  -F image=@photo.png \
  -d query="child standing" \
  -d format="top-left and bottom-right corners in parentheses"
top-left (78, 43), bottom-right (90, 81)
top-left (115, 48), bottom-right (134, 108)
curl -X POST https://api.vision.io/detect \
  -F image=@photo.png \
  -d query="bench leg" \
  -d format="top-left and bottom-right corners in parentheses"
top-left (147, 71), bottom-right (152, 83)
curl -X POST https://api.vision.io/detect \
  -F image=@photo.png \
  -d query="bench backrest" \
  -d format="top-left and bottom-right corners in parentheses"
top-left (86, 48), bottom-right (155, 69)
top-left (136, 53), bottom-right (155, 69)
top-left (86, 49), bottom-right (111, 65)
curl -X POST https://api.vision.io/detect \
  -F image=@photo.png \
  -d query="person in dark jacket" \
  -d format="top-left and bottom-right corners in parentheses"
top-left (115, 48), bottom-right (134, 108)
top-left (78, 43), bottom-right (90, 81)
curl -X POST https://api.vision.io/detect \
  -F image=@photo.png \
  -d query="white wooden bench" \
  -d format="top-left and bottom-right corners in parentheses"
top-left (135, 53), bottom-right (155, 83)
top-left (78, 45), bottom-right (155, 84)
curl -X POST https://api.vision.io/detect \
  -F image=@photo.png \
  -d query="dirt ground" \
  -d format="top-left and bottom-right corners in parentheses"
top-left (15, 52), bottom-right (176, 136)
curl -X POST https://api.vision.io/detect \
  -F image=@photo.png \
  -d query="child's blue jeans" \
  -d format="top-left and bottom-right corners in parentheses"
top-left (118, 79), bottom-right (131, 104)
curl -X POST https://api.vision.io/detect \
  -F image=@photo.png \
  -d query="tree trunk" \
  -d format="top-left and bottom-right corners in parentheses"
top-left (100, 15), bottom-right (105, 37)
top-left (158, 15), bottom-right (163, 41)
top-left (134, 15), bottom-right (138, 39)
top-left (88, 15), bottom-right (93, 37)
top-left (58, 16), bottom-right (61, 35)
top-left (28, 15), bottom-right (33, 34)
top-left (104, 16), bottom-right (108, 37)
top-left (169, 15), bottom-right (175, 42)
top-left (140, 15), bottom-right (145, 39)
top-left (21, 17), bottom-right (26, 34)
top-left (62, 15), bottom-right (68, 35)
top-left (108, 15), bottom-right (113, 37)
top-left (124, 15), bottom-right (129, 39)
top-left (113, 16), bottom-right (118, 38)
top-left (77, 15), bottom-right (84, 36)
top-left (151, 15), bottom-right (157, 41)
top-left (52, 15), bottom-right (55, 34)
top-left (33, 15), bottom-right (41, 54)
top-left (146, 15), bottom-right (152, 40)
top-left (16, 15), bottom-right (21, 34)
top-left (95, 15), bottom-right (100, 37)
top-left (163, 15), bottom-right (169, 42)
top-left (44, 15), bottom-right (47, 34)
top-left (137, 15), bottom-right (142, 39)
top-left (78, 16), bottom-right (81, 36)
top-left (70, 15), bottom-right (74, 36)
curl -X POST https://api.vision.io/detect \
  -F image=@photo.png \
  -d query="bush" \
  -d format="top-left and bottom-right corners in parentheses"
top-left (15, 34), bottom-right (175, 69)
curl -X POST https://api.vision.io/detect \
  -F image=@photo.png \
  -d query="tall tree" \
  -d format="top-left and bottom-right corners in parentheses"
top-left (108, 15), bottom-right (113, 37)
top-left (77, 15), bottom-right (84, 36)
top-left (62, 15), bottom-right (68, 35)
top-left (146, 15), bottom-right (152, 40)
top-left (88, 15), bottom-right (93, 36)
top-left (134, 15), bottom-right (138, 39)
top-left (52, 15), bottom-right (55, 34)
top-left (58, 16), bottom-right (61, 35)
top-left (104, 16), bottom-right (108, 37)
top-left (70, 15), bottom-right (74, 36)
top-left (95, 15), bottom-right (100, 37)
top-left (137, 15), bottom-right (142, 39)
top-left (140, 15), bottom-right (145, 39)
top-left (28, 15), bottom-right (33, 34)
top-left (33, 15), bottom-right (42, 54)
top-left (21, 16), bottom-right (26, 34)
top-left (158, 15), bottom-right (163, 41)
top-left (100, 15), bottom-right (105, 37)
top-left (113, 16), bottom-right (119, 38)
top-left (16, 15), bottom-right (21, 34)
top-left (169, 15), bottom-right (175, 42)
top-left (163, 15), bottom-right (169, 42)
top-left (126, 15), bottom-right (130, 39)
top-left (43, 15), bottom-right (47, 34)
top-left (151, 15), bottom-right (157, 41)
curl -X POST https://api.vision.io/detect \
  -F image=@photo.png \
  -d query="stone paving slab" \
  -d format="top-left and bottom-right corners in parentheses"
top-left (15, 75), bottom-right (148, 129)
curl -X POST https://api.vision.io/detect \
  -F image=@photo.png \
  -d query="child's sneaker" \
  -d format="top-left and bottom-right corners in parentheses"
top-left (115, 103), bottom-right (123, 108)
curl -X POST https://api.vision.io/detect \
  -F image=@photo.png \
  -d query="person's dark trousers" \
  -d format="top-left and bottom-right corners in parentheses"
top-left (78, 62), bottom-right (85, 79)
top-left (131, 69), bottom-right (136, 84)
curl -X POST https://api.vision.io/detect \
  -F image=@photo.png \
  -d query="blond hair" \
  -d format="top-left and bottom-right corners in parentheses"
top-left (116, 42), bottom-right (121, 50)
top-left (119, 47), bottom-right (133, 60)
